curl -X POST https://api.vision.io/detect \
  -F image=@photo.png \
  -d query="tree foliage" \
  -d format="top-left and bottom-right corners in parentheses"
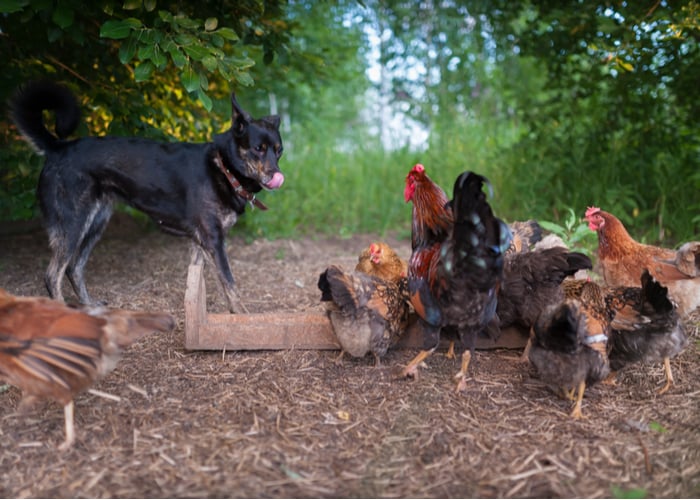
top-left (366, 0), bottom-right (699, 242)
top-left (0, 0), bottom-right (366, 221)
top-left (1, 0), bottom-right (698, 243)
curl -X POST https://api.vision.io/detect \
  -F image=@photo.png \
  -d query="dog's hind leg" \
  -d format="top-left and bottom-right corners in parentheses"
top-left (66, 201), bottom-right (113, 305)
top-left (45, 241), bottom-right (71, 303)
top-left (45, 223), bottom-right (82, 303)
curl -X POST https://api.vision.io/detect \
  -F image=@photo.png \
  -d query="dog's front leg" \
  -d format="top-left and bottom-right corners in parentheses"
top-left (196, 239), bottom-right (248, 314)
top-left (215, 251), bottom-right (248, 314)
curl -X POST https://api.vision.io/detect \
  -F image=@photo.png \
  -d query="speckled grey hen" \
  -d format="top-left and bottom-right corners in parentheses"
top-left (318, 243), bottom-right (409, 365)
top-left (529, 280), bottom-right (610, 418)
top-left (605, 269), bottom-right (688, 394)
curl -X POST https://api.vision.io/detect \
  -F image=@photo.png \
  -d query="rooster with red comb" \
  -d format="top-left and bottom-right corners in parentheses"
top-left (401, 164), bottom-right (512, 391)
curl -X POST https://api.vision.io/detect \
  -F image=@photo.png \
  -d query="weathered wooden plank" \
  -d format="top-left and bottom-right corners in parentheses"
top-left (184, 250), bottom-right (206, 350)
top-left (188, 309), bottom-right (527, 351)
top-left (197, 312), bottom-right (341, 350)
top-left (184, 255), bottom-right (528, 352)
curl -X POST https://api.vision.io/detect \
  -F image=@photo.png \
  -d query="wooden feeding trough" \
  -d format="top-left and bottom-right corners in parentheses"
top-left (184, 250), bottom-right (528, 352)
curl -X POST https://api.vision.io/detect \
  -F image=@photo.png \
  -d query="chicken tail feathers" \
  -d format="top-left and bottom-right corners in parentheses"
top-left (88, 308), bottom-right (176, 347)
top-left (318, 265), bottom-right (363, 312)
top-left (565, 252), bottom-right (593, 276)
top-left (639, 269), bottom-right (673, 313)
top-left (448, 171), bottom-right (512, 287)
top-left (534, 301), bottom-right (581, 354)
top-left (318, 269), bottom-right (335, 302)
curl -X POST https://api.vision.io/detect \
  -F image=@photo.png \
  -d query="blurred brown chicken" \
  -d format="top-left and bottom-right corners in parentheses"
top-left (0, 289), bottom-right (176, 450)
top-left (585, 206), bottom-right (700, 316)
top-left (529, 279), bottom-right (610, 418)
top-left (605, 269), bottom-right (688, 394)
top-left (355, 241), bottom-right (408, 281)
top-left (507, 219), bottom-right (543, 254)
top-left (318, 242), bottom-right (410, 366)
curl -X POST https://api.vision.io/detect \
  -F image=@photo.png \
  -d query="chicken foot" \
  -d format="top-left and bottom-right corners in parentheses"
top-left (399, 348), bottom-right (435, 379)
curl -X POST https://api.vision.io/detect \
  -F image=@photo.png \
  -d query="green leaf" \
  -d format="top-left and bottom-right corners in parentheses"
top-left (199, 72), bottom-right (209, 90)
top-left (215, 27), bottom-right (239, 41)
top-left (611, 486), bottom-right (647, 499)
top-left (197, 87), bottom-right (213, 111)
top-left (137, 44), bottom-right (155, 61)
top-left (229, 56), bottom-right (255, 70)
top-left (122, 0), bottom-right (141, 10)
top-left (233, 69), bottom-right (254, 87)
top-left (134, 61), bottom-right (154, 82)
top-left (204, 17), bottom-right (218, 31)
top-left (209, 33), bottom-right (224, 48)
top-left (144, 0), bottom-right (156, 11)
top-left (118, 36), bottom-right (138, 63)
top-left (158, 10), bottom-right (173, 23)
top-left (201, 54), bottom-right (218, 71)
top-left (181, 66), bottom-right (199, 92)
top-left (0, 0), bottom-right (28, 14)
top-left (648, 421), bottom-right (668, 433)
top-left (151, 46), bottom-right (168, 68)
top-left (183, 44), bottom-right (210, 61)
top-left (51, 4), bottom-right (74, 29)
top-left (174, 16), bottom-right (200, 30)
top-left (174, 33), bottom-right (196, 46)
top-left (166, 44), bottom-right (187, 68)
top-left (101, 19), bottom-right (141, 39)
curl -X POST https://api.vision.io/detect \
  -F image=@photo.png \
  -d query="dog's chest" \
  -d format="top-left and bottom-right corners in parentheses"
top-left (220, 211), bottom-right (238, 230)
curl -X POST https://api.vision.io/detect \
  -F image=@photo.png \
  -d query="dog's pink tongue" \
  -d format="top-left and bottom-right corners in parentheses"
top-left (266, 172), bottom-right (285, 190)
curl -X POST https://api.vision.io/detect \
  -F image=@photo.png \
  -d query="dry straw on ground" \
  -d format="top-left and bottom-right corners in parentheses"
top-left (1, 216), bottom-right (698, 498)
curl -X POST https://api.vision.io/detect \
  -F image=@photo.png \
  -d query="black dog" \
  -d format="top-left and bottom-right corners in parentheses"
top-left (10, 81), bottom-right (284, 313)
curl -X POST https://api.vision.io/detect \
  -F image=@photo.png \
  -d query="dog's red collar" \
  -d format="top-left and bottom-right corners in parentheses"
top-left (212, 152), bottom-right (268, 211)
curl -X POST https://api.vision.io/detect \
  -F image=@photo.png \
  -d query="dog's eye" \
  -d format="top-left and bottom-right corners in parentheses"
top-left (256, 144), bottom-right (267, 153)
top-left (276, 146), bottom-right (283, 156)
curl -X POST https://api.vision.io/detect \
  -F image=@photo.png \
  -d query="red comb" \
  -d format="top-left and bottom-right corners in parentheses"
top-left (585, 206), bottom-right (600, 218)
top-left (369, 243), bottom-right (378, 254)
top-left (411, 164), bottom-right (425, 174)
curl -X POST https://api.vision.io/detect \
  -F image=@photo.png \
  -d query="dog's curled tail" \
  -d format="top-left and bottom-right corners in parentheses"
top-left (9, 81), bottom-right (81, 154)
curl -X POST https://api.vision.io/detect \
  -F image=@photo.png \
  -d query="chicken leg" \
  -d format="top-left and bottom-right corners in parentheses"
top-left (445, 341), bottom-right (456, 360)
top-left (657, 357), bottom-right (674, 395)
top-left (570, 380), bottom-right (586, 419)
top-left (454, 350), bottom-right (472, 393)
top-left (58, 401), bottom-right (75, 451)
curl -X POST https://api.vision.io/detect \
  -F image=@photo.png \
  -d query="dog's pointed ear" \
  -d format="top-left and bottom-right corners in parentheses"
top-left (230, 92), bottom-right (250, 137)
top-left (263, 115), bottom-right (281, 130)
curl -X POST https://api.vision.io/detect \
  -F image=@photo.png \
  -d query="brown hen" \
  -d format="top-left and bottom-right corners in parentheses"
top-left (585, 206), bottom-right (700, 316)
top-left (0, 289), bottom-right (175, 450)
top-left (355, 241), bottom-right (408, 281)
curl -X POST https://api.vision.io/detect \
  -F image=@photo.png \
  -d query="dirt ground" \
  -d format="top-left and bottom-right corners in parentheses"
top-left (0, 214), bottom-right (699, 499)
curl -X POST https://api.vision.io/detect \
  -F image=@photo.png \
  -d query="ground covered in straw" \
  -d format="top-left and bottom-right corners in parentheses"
top-left (1, 215), bottom-right (699, 498)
